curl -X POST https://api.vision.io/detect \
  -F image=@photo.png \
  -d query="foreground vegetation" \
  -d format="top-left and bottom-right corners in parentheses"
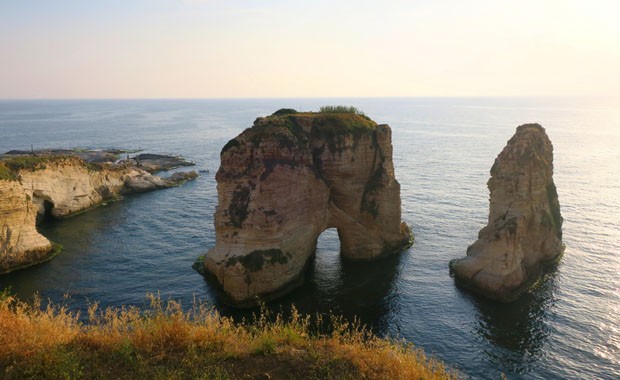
top-left (0, 293), bottom-right (454, 380)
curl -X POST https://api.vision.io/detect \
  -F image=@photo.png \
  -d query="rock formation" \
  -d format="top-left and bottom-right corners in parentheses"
top-left (450, 124), bottom-right (564, 302)
top-left (202, 110), bottom-right (412, 306)
top-left (0, 153), bottom-right (197, 273)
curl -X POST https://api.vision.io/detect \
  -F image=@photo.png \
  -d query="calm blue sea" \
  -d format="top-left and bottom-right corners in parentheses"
top-left (0, 98), bottom-right (618, 379)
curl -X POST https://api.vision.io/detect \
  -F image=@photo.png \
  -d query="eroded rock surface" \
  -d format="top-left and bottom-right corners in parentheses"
top-left (203, 111), bottom-right (412, 306)
top-left (450, 124), bottom-right (564, 302)
top-left (0, 154), bottom-right (197, 273)
top-left (133, 153), bottom-right (195, 173)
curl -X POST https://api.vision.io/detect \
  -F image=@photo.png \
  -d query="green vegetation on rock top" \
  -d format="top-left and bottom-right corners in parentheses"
top-left (271, 108), bottom-right (298, 116)
top-left (219, 109), bottom-right (378, 157)
top-left (0, 163), bottom-right (17, 181)
top-left (0, 155), bottom-right (74, 181)
top-left (269, 110), bottom-right (377, 134)
top-left (319, 105), bottom-right (364, 115)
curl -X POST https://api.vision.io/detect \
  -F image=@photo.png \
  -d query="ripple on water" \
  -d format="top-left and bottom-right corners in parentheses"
top-left (0, 98), bottom-right (619, 379)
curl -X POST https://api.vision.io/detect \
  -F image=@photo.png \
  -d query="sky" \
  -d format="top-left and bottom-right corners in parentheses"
top-left (0, 0), bottom-right (619, 99)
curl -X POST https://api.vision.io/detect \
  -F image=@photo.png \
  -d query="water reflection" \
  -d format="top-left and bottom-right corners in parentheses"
top-left (0, 200), bottom-right (128, 307)
top-left (471, 269), bottom-right (560, 375)
top-left (210, 229), bottom-right (403, 333)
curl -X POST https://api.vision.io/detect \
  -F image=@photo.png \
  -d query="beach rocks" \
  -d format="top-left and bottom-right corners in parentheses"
top-left (168, 171), bottom-right (199, 183)
top-left (123, 169), bottom-right (198, 192)
top-left (202, 111), bottom-right (412, 306)
top-left (133, 153), bottom-right (195, 173)
top-left (450, 124), bottom-right (564, 302)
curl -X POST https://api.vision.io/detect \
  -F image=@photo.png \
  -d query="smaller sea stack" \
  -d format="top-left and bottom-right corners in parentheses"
top-left (451, 124), bottom-right (564, 302)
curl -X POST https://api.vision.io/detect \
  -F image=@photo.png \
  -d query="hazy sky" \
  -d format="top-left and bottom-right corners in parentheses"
top-left (1, 0), bottom-right (618, 99)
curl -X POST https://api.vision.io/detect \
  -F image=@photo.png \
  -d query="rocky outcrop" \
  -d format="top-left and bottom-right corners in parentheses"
top-left (0, 179), bottom-right (57, 272)
top-left (450, 124), bottom-right (564, 302)
top-left (0, 154), bottom-right (197, 273)
top-left (202, 110), bottom-right (412, 306)
top-left (133, 153), bottom-right (196, 172)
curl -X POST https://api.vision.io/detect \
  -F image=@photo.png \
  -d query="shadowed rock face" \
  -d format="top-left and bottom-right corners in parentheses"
top-left (450, 124), bottom-right (564, 302)
top-left (203, 112), bottom-right (412, 306)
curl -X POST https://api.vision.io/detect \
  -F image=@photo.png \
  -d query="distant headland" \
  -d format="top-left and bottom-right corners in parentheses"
top-left (0, 148), bottom-right (197, 274)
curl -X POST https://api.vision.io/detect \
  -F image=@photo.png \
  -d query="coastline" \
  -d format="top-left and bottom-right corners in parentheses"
top-left (0, 98), bottom-right (617, 379)
top-left (0, 150), bottom-right (197, 274)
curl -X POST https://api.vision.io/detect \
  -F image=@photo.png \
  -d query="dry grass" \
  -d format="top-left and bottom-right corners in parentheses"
top-left (0, 292), bottom-right (456, 380)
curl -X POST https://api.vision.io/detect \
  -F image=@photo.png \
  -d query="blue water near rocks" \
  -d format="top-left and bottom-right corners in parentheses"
top-left (0, 98), bottom-right (618, 379)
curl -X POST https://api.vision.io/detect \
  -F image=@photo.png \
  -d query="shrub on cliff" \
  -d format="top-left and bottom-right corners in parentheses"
top-left (0, 293), bottom-right (455, 380)
top-left (0, 155), bottom-right (74, 181)
top-left (0, 162), bottom-right (17, 181)
top-left (272, 108), bottom-right (298, 116)
top-left (319, 105), bottom-right (365, 116)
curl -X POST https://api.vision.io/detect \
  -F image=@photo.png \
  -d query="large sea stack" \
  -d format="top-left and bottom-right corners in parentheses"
top-left (451, 124), bottom-right (564, 302)
top-left (202, 110), bottom-right (412, 306)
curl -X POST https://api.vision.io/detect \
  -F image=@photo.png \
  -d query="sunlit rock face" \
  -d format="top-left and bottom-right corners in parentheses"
top-left (204, 111), bottom-right (412, 306)
top-left (0, 179), bottom-right (53, 273)
top-left (451, 124), bottom-right (564, 302)
top-left (0, 156), bottom-right (196, 273)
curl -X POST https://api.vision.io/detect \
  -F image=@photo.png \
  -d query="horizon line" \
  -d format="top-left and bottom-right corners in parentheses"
top-left (0, 94), bottom-right (610, 102)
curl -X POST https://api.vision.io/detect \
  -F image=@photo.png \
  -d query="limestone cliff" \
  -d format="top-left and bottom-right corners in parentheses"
top-left (0, 154), bottom-right (197, 273)
top-left (450, 124), bottom-right (564, 302)
top-left (203, 110), bottom-right (412, 306)
top-left (0, 179), bottom-right (55, 272)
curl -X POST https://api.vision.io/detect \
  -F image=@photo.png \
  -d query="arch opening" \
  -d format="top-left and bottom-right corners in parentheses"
top-left (312, 228), bottom-right (343, 285)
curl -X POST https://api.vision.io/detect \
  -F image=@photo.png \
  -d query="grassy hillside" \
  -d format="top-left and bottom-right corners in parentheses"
top-left (0, 292), bottom-right (455, 380)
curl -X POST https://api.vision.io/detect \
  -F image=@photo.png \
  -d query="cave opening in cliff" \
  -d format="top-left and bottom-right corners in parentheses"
top-left (33, 195), bottom-right (55, 225)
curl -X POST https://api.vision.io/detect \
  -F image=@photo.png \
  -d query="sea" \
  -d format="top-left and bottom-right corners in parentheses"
top-left (0, 97), bottom-right (618, 379)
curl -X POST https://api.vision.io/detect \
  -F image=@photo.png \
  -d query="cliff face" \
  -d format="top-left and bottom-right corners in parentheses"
top-left (0, 180), bottom-right (54, 272)
top-left (450, 124), bottom-right (564, 302)
top-left (203, 111), bottom-right (412, 306)
top-left (0, 155), bottom-right (196, 273)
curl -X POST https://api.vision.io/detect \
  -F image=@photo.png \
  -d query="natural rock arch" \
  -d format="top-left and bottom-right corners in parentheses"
top-left (202, 111), bottom-right (412, 306)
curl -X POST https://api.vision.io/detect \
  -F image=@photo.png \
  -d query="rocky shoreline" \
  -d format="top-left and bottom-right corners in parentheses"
top-left (0, 149), bottom-right (198, 274)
